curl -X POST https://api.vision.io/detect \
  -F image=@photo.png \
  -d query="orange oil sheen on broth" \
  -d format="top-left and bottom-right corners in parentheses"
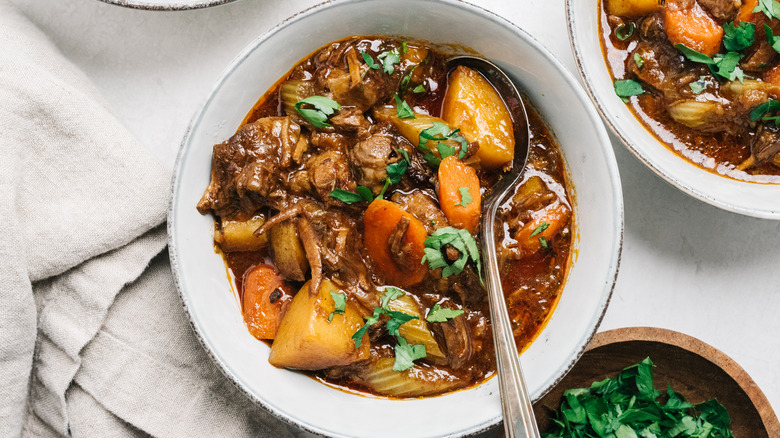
top-left (212, 35), bottom-right (574, 397)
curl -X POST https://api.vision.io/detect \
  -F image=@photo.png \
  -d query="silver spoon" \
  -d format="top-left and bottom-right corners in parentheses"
top-left (446, 56), bottom-right (539, 438)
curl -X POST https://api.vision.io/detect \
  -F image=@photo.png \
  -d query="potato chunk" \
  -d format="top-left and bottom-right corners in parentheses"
top-left (373, 106), bottom-right (465, 159)
top-left (269, 279), bottom-right (369, 370)
top-left (442, 66), bottom-right (514, 169)
top-left (605, 0), bottom-right (662, 17)
top-left (215, 213), bottom-right (267, 252)
top-left (269, 220), bottom-right (309, 282)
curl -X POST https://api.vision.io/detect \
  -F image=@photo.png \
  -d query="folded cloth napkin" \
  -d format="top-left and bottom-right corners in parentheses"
top-left (0, 2), bottom-right (295, 437)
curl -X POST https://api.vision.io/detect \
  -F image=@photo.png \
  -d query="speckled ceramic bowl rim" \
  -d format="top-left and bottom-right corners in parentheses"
top-left (566, 0), bottom-right (780, 220)
top-left (98, 0), bottom-right (237, 11)
top-left (168, 0), bottom-right (623, 436)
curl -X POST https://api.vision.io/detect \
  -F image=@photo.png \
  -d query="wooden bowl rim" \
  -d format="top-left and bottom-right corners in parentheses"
top-left (588, 327), bottom-right (780, 435)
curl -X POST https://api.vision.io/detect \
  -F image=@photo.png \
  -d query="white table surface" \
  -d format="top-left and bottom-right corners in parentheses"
top-left (14, 0), bottom-right (780, 434)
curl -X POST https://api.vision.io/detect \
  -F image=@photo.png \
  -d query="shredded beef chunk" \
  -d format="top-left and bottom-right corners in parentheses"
top-left (697, 0), bottom-right (741, 21)
top-left (350, 133), bottom-right (398, 193)
top-left (391, 190), bottom-right (448, 234)
top-left (306, 150), bottom-right (357, 207)
top-left (197, 117), bottom-right (301, 217)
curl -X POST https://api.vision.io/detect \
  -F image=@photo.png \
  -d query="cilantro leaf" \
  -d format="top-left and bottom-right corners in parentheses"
top-left (616, 22), bottom-right (635, 41)
top-left (361, 51), bottom-right (380, 70)
top-left (723, 21), bottom-right (755, 52)
top-left (380, 286), bottom-right (405, 309)
top-left (375, 178), bottom-right (392, 200)
top-left (352, 307), bottom-right (383, 347)
top-left (386, 159), bottom-right (408, 185)
top-left (385, 310), bottom-right (418, 336)
top-left (413, 84), bottom-right (426, 93)
top-left (398, 148), bottom-right (411, 164)
top-left (539, 236), bottom-right (549, 249)
top-left (294, 96), bottom-right (341, 128)
top-left (614, 79), bottom-right (644, 102)
top-left (766, 24), bottom-right (780, 54)
top-left (633, 52), bottom-right (644, 69)
top-left (456, 187), bottom-right (472, 207)
top-left (393, 336), bottom-right (427, 371)
top-left (426, 303), bottom-right (465, 322)
top-left (418, 122), bottom-right (468, 164)
top-left (530, 221), bottom-right (549, 237)
top-left (754, 0), bottom-right (780, 21)
top-left (328, 291), bottom-right (346, 322)
top-left (689, 76), bottom-right (707, 94)
top-left (422, 226), bottom-right (482, 279)
top-left (750, 99), bottom-right (780, 121)
top-left (711, 52), bottom-right (744, 81)
top-left (394, 93), bottom-right (415, 119)
top-left (675, 43), bottom-right (716, 65)
top-left (401, 41), bottom-right (408, 54)
top-left (378, 48), bottom-right (401, 75)
top-left (328, 186), bottom-right (374, 204)
top-left (399, 65), bottom-right (418, 94)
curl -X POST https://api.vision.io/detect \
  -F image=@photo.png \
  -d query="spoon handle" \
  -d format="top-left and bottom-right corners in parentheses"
top-left (481, 203), bottom-right (541, 438)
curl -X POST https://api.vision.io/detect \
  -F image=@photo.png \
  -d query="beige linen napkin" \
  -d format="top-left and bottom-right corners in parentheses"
top-left (0, 2), bottom-right (294, 437)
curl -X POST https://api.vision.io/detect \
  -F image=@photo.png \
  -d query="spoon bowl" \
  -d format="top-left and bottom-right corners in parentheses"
top-left (447, 56), bottom-right (539, 438)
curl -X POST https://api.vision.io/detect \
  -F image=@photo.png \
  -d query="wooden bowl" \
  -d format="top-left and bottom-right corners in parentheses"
top-left (533, 327), bottom-right (780, 436)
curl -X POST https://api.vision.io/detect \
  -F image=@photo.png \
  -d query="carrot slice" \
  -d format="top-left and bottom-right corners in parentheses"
top-left (242, 264), bottom-right (293, 340)
top-left (363, 199), bottom-right (428, 287)
top-left (516, 203), bottom-right (571, 255)
top-left (437, 156), bottom-right (481, 233)
top-left (736, 0), bottom-right (760, 24)
top-left (664, 2), bottom-right (723, 57)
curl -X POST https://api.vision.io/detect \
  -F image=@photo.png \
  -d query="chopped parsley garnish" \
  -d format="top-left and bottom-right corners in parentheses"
top-left (689, 76), bottom-right (707, 94)
top-left (399, 65), bottom-right (418, 94)
top-left (633, 53), bottom-right (644, 69)
top-left (328, 291), bottom-right (346, 322)
top-left (530, 221), bottom-right (549, 237)
top-left (541, 357), bottom-right (734, 438)
top-left (394, 93), bottom-right (415, 119)
top-left (456, 187), bottom-right (472, 207)
top-left (539, 236), bottom-right (549, 249)
top-left (765, 24), bottom-right (780, 54)
top-left (294, 96), bottom-right (341, 128)
top-left (712, 52), bottom-right (745, 82)
top-left (615, 22), bottom-right (634, 41)
top-left (380, 287), bottom-right (405, 309)
top-left (426, 303), bottom-right (465, 322)
top-left (393, 337), bottom-right (427, 371)
top-left (674, 44), bottom-right (745, 82)
top-left (614, 79), bottom-right (644, 102)
top-left (413, 84), bottom-right (426, 93)
top-left (418, 122), bottom-right (468, 166)
top-left (754, 0), bottom-right (780, 21)
top-left (750, 99), bottom-right (780, 121)
top-left (361, 51), bottom-right (380, 70)
top-left (386, 159), bottom-right (408, 185)
top-left (351, 307), bottom-right (382, 347)
top-left (351, 290), bottom-right (425, 371)
top-left (328, 186), bottom-right (374, 204)
top-left (723, 21), bottom-right (755, 52)
top-left (378, 48), bottom-right (401, 75)
top-left (675, 43), bottom-right (717, 65)
top-left (401, 41), bottom-right (408, 54)
top-left (422, 226), bottom-right (482, 279)
top-left (398, 148), bottom-right (411, 164)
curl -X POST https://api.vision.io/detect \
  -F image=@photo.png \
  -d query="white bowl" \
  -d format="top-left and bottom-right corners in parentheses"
top-left (567, 0), bottom-right (780, 220)
top-left (98, 0), bottom-right (236, 10)
top-left (168, 1), bottom-right (623, 436)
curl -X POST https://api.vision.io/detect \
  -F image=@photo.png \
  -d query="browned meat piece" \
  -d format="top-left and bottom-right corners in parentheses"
top-left (197, 117), bottom-right (302, 218)
top-left (390, 190), bottom-right (448, 234)
top-left (330, 106), bottom-right (371, 139)
top-left (350, 133), bottom-right (398, 193)
top-left (639, 11), bottom-right (665, 41)
top-left (431, 304), bottom-right (473, 369)
top-left (626, 41), bottom-right (691, 100)
top-left (387, 216), bottom-right (416, 271)
top-left (310, 131), bottom-right (351, 152)
top-left (697, 0), bottom-right (741, 21)
top-left (314, 39), bottom-right (401, 112)
top-left (742, 40), bottom-right (778, 73)
top-left (751, 124), bottom-right (780, 165)
top-left (306, 151), bottom-right (356, 207)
